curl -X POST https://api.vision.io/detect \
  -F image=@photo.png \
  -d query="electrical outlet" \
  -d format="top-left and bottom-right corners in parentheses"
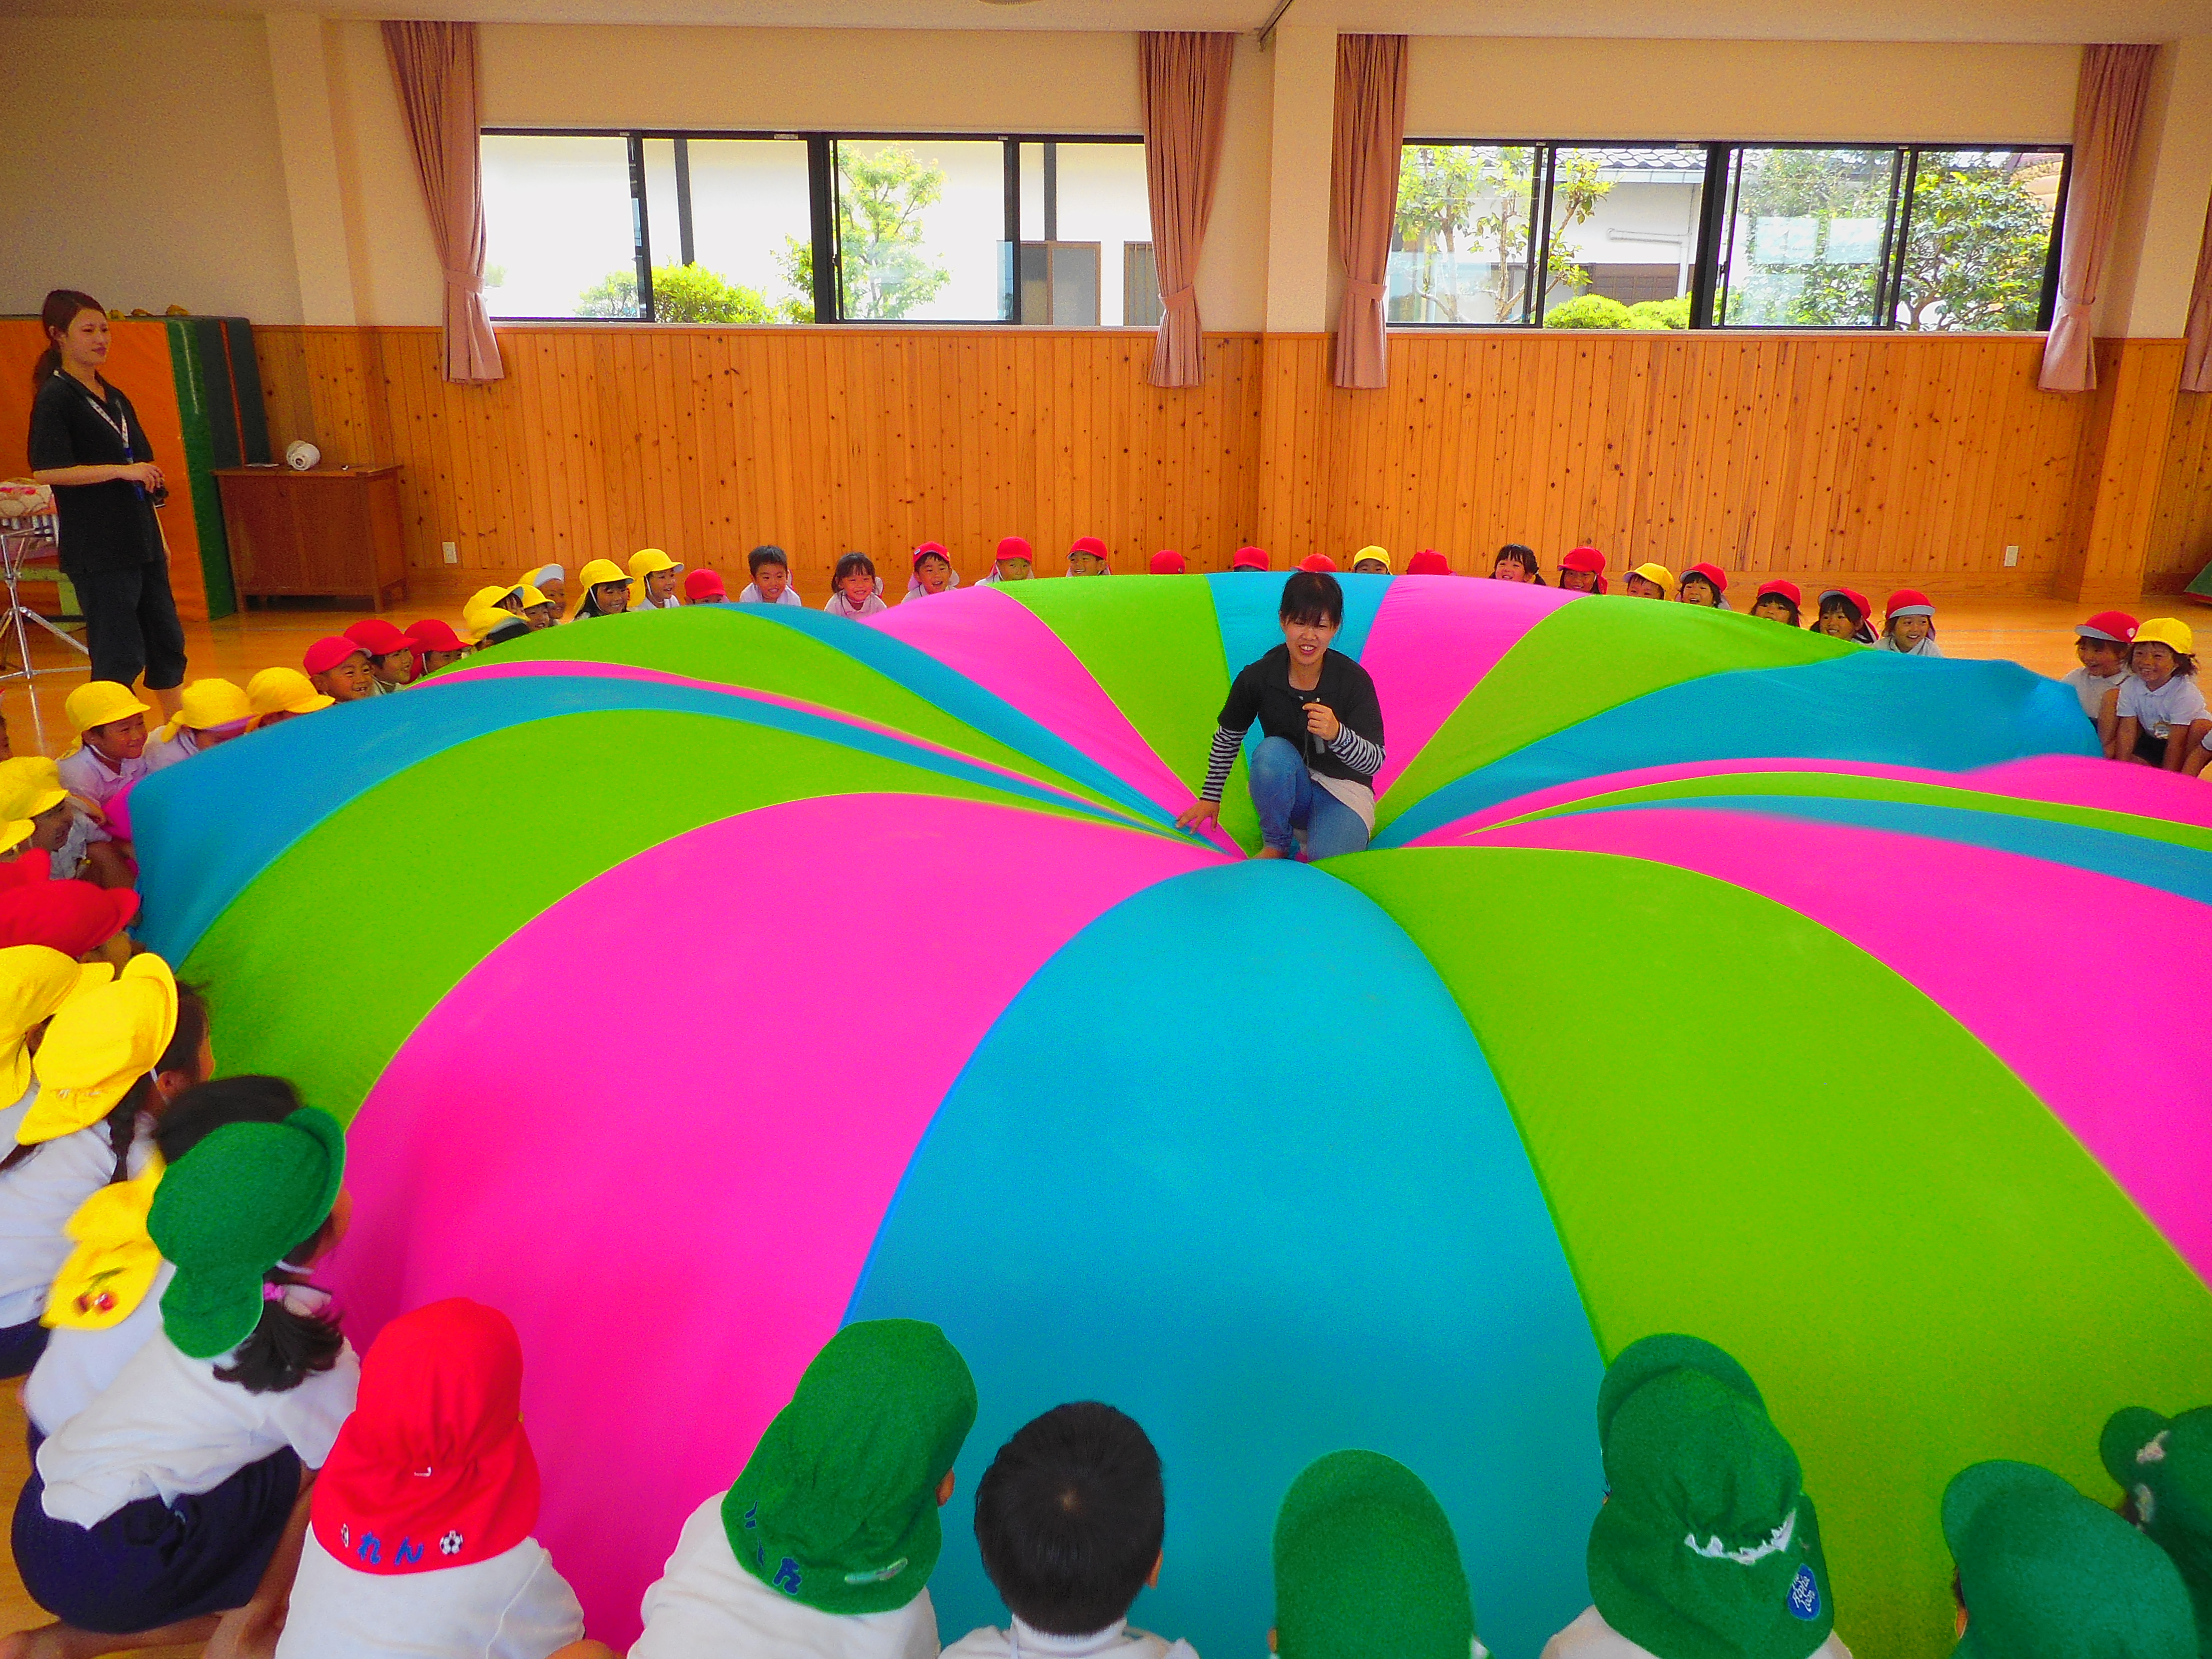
top-left (442, 541), bottom-right (459, 564)
top-left (2003, 545), bottom-right (2019, 567)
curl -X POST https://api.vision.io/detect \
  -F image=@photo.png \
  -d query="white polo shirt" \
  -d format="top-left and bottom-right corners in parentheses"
top-left (632, 1493), bottom-right (941, 1659)
top-left (2118, 674), bottom-right (2209, 739)
top-left (2061, 667), bottom-right (2131, 721)
top-left (276, 1531), bottom-right (586, 1659)
top-left (56, 747), bottom-right (149, 814)
top-left (36, 1326), bottom-right (359, 1526)
top-left (0, 1109), bottom-right (149, 1329)
top-left (25, 1259), bottom-right (173, 1437)
top-left (944, 1614), bottom-right (1200, 1659)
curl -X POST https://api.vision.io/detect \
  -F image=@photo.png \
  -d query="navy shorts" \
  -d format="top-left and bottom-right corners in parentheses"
top-left (12, 1437), bottom-right (301, 1633)
top-left (0, 1316), bottom-right (50, 1379)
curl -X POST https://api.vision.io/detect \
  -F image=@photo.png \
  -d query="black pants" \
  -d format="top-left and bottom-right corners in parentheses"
top-left (69, 561), bottom-right (187, 692)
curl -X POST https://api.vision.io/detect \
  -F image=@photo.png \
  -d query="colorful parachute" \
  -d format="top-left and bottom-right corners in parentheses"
top-left (131, 577), bottom-right (2212, 1658)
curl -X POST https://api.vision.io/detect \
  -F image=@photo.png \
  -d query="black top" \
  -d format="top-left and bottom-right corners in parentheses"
top-left (27, 371), bottom-right (163, 573)
top-left (1218, 644), bottom-right (1385, 785)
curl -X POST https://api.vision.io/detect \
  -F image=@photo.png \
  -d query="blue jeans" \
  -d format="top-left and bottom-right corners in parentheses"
top-left (1249, 736), bottom-right (1370, 858)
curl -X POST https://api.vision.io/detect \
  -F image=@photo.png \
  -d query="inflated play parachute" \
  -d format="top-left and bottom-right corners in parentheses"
top-left (132, 578), bottom-right (2212, 1658)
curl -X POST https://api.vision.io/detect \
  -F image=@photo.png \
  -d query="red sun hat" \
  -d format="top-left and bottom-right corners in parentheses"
top-left (404, 619), bottom-right (467, 654)
top-left (911, 542), bottom-right (951, 570)
top-left (1149, 549), bottom-right (1188, 574)
top-left (1299, 554), bottom-right (1339, 572)
top-left (1560, 546), bottom-right (1606, 574)
top-left (683, 569), bottom-right (726, 602)
top-left (1405, 550), bottom-right (1452, 575)
top-left (2075, 611), bottom-right (2140, 644)
top-left (343, 619), bottom-right (410, 656)
top-left (0, 881), bottom-right (138, 957)
top-left (1683, 562), bottom-right (1729, 593)
top-left (1819, 588), bottom-right (1872, 623)
top-left (1231, 547), bottom-right (1270, 571)
top-left (1069, 536), bottom-right (1108, 559)
top-left (1885, 589), bottom-right (1935, 618)
top-left (994, 535), bottom-right (1033, 568)
top-left (312, 1298), bottom-right (541, 1576)
top-left (303, 638), bottom-right (370, 677)
top-left (1756, 579), bottom-right (1802, 606)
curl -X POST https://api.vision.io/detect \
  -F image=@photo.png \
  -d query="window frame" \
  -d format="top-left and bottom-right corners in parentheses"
top-left (480, 125), bottom-right (1149, 327)
top-left (1392, 136), bottom-right (2073, 334)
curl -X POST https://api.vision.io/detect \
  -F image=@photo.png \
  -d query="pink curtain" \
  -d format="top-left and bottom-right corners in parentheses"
top-left (2040, 43), bottom-right (2158, 393)
top-left (1331, 35), bottom-right (1409, 390)
top-left (2183, 192), bottom-right (2212, 392)
top-left (382, 20), bottom-right (503, 384)
top-left (1139, 32), bottom-right (1235, 389)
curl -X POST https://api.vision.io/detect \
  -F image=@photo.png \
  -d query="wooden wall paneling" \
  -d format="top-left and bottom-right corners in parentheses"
top-left (2147, 386), bottom-right (2212, 592)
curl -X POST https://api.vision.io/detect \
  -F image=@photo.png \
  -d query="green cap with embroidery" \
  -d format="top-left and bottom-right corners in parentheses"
top-left (1588, 1334), bottom-right (1834, 1659)
top-left (1273, 1449), bottom-right (1475, 1659)
top-left (722, 1319), bottom-right (976, 1615)
top-left (1947, 1459), bottom-right (2194, 1659)
top-left (2102, 1410), bottom-right (2212, 1658)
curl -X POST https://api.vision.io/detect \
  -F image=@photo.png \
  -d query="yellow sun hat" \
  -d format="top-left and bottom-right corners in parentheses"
top-left (0, 820), bottom-right (32, 858)
top-left (462, 594), bottom-right (523, 643)
top-left (0, 756), bottom-right (69, 823)
top-left (44, 1163), bottom-right (165, 1330)
top-left (628, 548), bottom-right (682, 580)
top-left (0, 945), bottom-right (103, 1106)
top-left (1350, 546), bottom-right (1392, 573)
top-left (468, 584), bottom-right (514, 612)
top-left (153, 679), bottom-right (252, 744)
top-left (59, 682), bottom-right (153, 758)
top-left (2134, 617), bottom-right (2196, 656)
top-left (515, 583), bottom-right (548, 609)
top-left (246, 666), bottom-right (335, 720)
top-left (577, 558), bottom-right (627, 589)
top-left (1629, 562), bottom-right (1680, 599)
top-left (21, 954), bottom-right (174, 1145)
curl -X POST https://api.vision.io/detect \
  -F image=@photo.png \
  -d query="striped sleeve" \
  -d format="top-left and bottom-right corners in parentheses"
top-left (1200, 725), bottom-right (1244, 802)
top-left (1328, 724), bottom-right (1383, 780)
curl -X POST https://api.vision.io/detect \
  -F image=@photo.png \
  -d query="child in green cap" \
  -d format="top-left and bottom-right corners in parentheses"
top-left (634, 1318), bottom-right (977, 1659)
top-left (1270, 1448), bottom-right (1480, 1659)
top-left (11, 1105), bottom-right (356, 1659)
top-left (2104, 1407), bottom-right (2212, 1657)
top-left (1946, 1459), bottom-right (2194, 1659)
top-left (948, 1401), bottom-right (1196, 1659)
top-left (1543, 1334), bottom-right (1849, 1659)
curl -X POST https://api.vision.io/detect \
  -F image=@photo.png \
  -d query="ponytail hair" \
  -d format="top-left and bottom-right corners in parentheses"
top-left (35, 290), bottom-right (106, 391)
top-left (213, 1209), bottom-right (346, 1395)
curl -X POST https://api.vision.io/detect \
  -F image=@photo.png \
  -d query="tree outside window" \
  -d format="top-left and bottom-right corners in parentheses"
top-left (1391, 145), bottom-right (1610, 325)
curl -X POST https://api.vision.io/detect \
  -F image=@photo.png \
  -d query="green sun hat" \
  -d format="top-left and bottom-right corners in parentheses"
top-left (1588, 1334), bottom-right (1834, 1659)
top-left (1273, 1449), bottom-right (1475, 1659)
top-left (722, 1319), bottom-right (977, 1615)
top-left (1945, 1460), bottom-right (2194, 1659)
top-left (147, 1106), bottom-right (345, 1360)
top-left (2102, 1410), bottom-right (2212, 1657)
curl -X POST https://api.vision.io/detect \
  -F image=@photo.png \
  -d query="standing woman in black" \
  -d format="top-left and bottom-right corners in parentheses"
top-left (27, 290), bottom-right (187, 714)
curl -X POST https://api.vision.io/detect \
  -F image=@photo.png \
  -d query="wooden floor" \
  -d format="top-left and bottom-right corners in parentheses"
top-left (0, 591), bottom-right (2163, 760)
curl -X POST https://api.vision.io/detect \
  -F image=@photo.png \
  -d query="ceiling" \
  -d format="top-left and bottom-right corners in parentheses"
top-left (9, 0), bottom-right (2210, 40)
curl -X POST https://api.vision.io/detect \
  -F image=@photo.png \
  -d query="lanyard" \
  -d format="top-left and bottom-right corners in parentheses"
top-left (63, 375), bottom-right (132, 458)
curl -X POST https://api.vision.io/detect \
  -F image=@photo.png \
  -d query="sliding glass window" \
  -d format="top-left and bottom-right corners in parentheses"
top-left (481, 128), bottom-right (1152, 325)
top-left (1391, 138), bottom-right (2066, 331)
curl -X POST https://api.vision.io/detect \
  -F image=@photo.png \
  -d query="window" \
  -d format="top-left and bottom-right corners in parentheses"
top-left (481, 129), bottom-right (1153, 325)
top-left (1391, 138), bottom-right (2067, 332)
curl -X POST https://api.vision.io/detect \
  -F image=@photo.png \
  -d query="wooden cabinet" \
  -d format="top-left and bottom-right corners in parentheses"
top-left (214, 465), bottom-right (406, 611)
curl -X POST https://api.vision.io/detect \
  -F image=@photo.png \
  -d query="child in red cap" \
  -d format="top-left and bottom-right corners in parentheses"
top-left (342, 620), bottom-right (415, 694)
top-left (2065, 612), bottom-right (2137, 756)
top-left (1231, 547), bottom-right (1270, 573)
top-left (1750, 580), bottom-right (1801, 626)
top-left (404, 620), bottom-right (470, 678)
top-left (1813, 590), bottom-right (1876, 645)
top-left (685, 569), bottom-right (729, 606)
top-left (981, 538), bottom-right (1033, 587)
top-left (1558, 547), bottom-right (1606, 594)
top-left (1875, 591), bottom-right (1942, 656)
top-left (1149, 549), bottom-right (1188, 574)
top-left (904, 544), bottom-right (958, 604)
top-left (304, 639), bottom-right (377, 704)
top-left (1299, 554), bottom-right (1338, 573)
top-left (1067, 537), bottom-right (1111, 577)
top-left (1405, 550), bottom-right (1452, 576)
top-left (1491, 545), bottom-right (1542, 584)
top-left (1679, 563), bottom-right (1730, 609)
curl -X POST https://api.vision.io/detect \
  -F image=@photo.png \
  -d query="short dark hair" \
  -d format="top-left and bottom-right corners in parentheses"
top-left (749, 544), bottom-right (789, 576)
top-left (157, 982), bottom-right (210, 1081)
top-left (974, 1402), bottom-right (1164, 1636)
top-left (834, 551), bottom-right (876, 583)
top-left (1279, 571), bottom-right (1343, 628)
top-left (156, 1075), bottom-right (303, 1165)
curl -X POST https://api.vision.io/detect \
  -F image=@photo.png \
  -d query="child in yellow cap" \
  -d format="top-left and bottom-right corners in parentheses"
top-left (2117, 620), bottom-right (2208, 771)
top-left (1350, 547), bottom-right (1392, 576)
top-left (1624, 565), bottom-right (1678, 601)
top-left (0, 955), bottom-right (209, 1378)
top-left (572, 559), bottom-right (632, 620)
top-left (630, 548), bottom-right (684, 611)
top-left (56, 682), bottom-right (151, 820)
top-left (0, 757), bottom-right (103, 885)
top-left (246, 667), bottom-right (336, 731)
top-left (144, 680), bottom-right (252, 773)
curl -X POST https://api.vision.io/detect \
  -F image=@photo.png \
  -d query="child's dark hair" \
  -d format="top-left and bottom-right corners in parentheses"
top-left (155, 1075), bottom-right (301, 1166)
top-left (159, 981), bottom-right (210, 1084)
top-left (1279, 571), bottom-right (1343, 629)
top-left (2135, 643), bottom-right (2200, 678)
top-left (214, 1204), bottom-right (345, 1395)
top-left (834, 551), bottom-right (876, 583)
top-left (1494, 543), bottom-right (1545, 583)
top-left (749, 544), bottom-right (789, 576)
top-left (0, 981), bottom-right (211, 1180)
top-left (974, 1402), bottom-right (1165, 1636)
